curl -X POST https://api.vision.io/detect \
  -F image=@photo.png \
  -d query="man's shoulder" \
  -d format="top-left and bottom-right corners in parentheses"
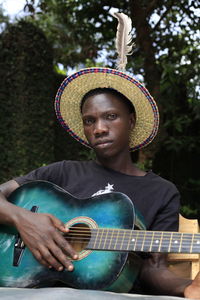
top-left (146, 171), bottom-right (179, 192)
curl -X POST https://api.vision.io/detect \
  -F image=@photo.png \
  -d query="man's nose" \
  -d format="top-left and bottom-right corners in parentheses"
top-left (93, 119), bottom-right (108, 136)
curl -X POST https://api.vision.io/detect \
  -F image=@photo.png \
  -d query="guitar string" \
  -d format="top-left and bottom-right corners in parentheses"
top-left (64, 231), bottom-right (200, 248)
top-left (66, 228), bottom-right (200, 243)
top-left (67, 232), bottom-right (200, 242)
top-left (63, 237), bottom-right (200, 253)
top-left (66, 234), bottom-right (200, 243)
top-left (68, 227), bottom-right (199, 235)
top-left (65, 235), bottom-right (200, 244)
top-left (65, 228), bottom-right (200, 249)
top-left (69, 226), bottom-right (200, 235)
top-left (64, 241), bottom-right (200, 252)
top-left (68, 226), bottom-right (200, 236)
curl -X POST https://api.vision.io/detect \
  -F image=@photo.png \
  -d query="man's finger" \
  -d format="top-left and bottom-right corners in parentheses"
top-left (53, 230), bottom-right (78, 260)
top-left (32, 249), bottom-right (50, 268)
top-left (45, 244), bottom-right (74, 271)
top-left (47, 214), bottom-right (68, 233)
top-left (38, 245), bottom-right (66, 271)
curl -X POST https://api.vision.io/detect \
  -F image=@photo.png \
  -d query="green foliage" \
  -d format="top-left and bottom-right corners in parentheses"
top-left (0, 5), bottom-right (9, 24)
top-left (153, 26), bottom-right (200, 214)
top-left (23, 1), bottom-right (199, 77)
top-left (22, 0), bottom-right (128, 69)
top-left (0, 21), bottom-right (55, 181)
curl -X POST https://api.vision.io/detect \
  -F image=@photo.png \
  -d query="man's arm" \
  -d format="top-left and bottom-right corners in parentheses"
top-left (0, 180), bottom-right (78, 271)
top-left (0, 179), bottom-right (19, 197)
top-left (140, 253), bottom-right (200, 299)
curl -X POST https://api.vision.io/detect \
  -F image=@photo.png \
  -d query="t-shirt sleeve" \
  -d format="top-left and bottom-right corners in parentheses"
top-left (14, 161), bottom-right (65, 186)
top-left (149, 185), bottom-right (180, 232)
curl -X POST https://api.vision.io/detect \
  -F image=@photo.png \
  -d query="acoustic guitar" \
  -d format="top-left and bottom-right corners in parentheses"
top-left (0, 181), bottom-right (199, 292)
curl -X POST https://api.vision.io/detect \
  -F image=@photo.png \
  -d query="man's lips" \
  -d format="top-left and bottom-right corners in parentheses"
top-left (93, 140), bottom-right (113, 148)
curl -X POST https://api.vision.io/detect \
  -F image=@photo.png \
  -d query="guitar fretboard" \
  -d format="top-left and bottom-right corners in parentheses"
top-left (86, 229), bottom-right (200, 254)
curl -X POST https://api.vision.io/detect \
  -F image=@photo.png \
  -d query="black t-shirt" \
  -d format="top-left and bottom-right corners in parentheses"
top-left (14, 160), bottom-right (180, 231)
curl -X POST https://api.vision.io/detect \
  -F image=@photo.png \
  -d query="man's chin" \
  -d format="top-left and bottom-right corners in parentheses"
top-left (94, 148), bottom-right (115, 160)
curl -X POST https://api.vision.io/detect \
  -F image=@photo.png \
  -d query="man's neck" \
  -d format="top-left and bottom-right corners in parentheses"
top-left (95, 153), bottom-right (146, 177)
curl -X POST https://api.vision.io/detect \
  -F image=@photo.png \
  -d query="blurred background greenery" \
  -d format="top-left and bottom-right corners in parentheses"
top-left (0, 0), bottom-right (199, 218)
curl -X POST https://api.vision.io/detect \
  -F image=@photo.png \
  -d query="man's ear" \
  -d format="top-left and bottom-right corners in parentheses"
top-left (129, 113), bottom-right (136, 130)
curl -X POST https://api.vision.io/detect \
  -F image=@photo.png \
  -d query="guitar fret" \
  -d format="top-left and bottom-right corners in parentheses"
top-left (178, 233), bottom-right (183, 253)
top-left (125, 230), bottom-right (130, 251)
top-left (141, 231), bottom-right (152, 252)
top-left (168, 232), bottom-right (173, 252)
top-left (180, 233), bottom-right (193, 253)
top-left (141, 231), bottom-right (146, 251)
top-left (107, 229), bottom-right (119, 250)
top-left (108, 229), bottom-right (114, 250)
top-left (102, 229), bottom-right (110, 249)
top-left (160, 232), bottom-right (171, 252)
top-left (127, 230), bottom-right (132, 251)
top-left (120, 230), bottom-right (126, 250)
top-left (114, 230), bottom-right (120, 250)
top-left (149, 231), bottom-right (155, 252)
top-left (132, 231), bottom-right (139, 251)
top-left (192, 234), bottom-right (200, 253)
top-left (158, 232), bottom-right (163, 252)
top-left (169, 232), bottom-right (182, 253)
top-left (97, 228), bottom-right (104, 250)
top-left (133, 231), bottom-right (148, 252)
top-left (190, 233), bottom-right (194, 253)
top-left (133, 231), bottom-right (141, 251)
top-left (91, 229), bottom-right (99, 249)
top-left (151, 232), bottom-right (162, 252)
top-left (117, 230), bottom-right (124, 250)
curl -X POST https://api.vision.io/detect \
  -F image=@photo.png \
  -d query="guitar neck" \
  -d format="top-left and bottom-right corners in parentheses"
top-left (86, 229), bottom-right (200, 254)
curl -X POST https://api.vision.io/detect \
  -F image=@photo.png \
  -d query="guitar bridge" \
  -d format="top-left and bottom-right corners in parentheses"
top-left (13, 205), bottom-right (38, 267)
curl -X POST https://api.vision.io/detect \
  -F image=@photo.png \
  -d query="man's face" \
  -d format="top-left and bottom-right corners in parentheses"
top-left (81, 93), bottom-right (135, 159)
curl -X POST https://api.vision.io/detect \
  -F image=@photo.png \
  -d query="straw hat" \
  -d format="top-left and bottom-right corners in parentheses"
top-left (55, 67), bottom-right (159, 151)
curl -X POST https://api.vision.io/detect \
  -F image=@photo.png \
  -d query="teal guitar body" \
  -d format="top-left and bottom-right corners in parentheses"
top-left (0, 181), bottom-right (143, 292)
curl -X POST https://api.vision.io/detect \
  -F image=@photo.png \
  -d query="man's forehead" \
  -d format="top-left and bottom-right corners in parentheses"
top-left (81, 92), bottom-right (131, 114)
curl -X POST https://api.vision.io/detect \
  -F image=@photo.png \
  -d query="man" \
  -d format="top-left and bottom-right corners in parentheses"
top-left (0, 67), bottom-right (199, 298)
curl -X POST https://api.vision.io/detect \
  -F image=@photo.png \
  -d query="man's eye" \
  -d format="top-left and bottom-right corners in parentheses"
top-left (107, 113), bottom-right (117, 120)
top-left (83, 118), bottom-right (94, 125)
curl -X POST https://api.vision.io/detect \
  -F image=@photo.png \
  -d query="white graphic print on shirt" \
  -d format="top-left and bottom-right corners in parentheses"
top-left (92, 183), bottom-right (114, 196)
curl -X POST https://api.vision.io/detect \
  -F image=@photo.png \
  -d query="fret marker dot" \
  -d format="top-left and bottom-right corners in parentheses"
top-left (174, 240), bottom-right (178, 244)
top-left (197, 240), bottom-right (200, 244)
top-left (155, 240), bottom-right (159, 244)
top-left (132, 239), bottom-right (135, 242)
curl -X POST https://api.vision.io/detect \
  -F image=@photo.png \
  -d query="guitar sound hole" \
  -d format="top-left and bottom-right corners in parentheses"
top-left (67, 223), bottom-right (91, 253)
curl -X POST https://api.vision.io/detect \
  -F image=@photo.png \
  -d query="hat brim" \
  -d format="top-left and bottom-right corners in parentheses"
top-left (55, 68), bottom-right (159, 151)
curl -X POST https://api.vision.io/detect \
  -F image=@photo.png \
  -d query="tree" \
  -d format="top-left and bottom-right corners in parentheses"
top-left (0, 4), bottom-right (9, 32)
top-left (0, 21), bottom-right (55, 181)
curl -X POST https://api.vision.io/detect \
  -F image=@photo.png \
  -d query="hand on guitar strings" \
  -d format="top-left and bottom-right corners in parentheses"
top-left (14, 209), bottom-right (78, 271)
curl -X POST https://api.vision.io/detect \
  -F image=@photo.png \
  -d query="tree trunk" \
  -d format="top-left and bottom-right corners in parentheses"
top-left (129, 0), bottom-right (163, 163)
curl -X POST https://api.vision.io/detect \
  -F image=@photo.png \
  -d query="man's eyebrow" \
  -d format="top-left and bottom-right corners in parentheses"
top-left (82, 113), bottom-right (95, 118)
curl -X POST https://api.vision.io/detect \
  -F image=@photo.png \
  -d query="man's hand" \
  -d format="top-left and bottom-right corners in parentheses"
top-left (14, 210), bottom-right (78, 271)
top-left (184, 272), bottom-right (200, 299)
top-left (139, 253), bottom-right (192, 296)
